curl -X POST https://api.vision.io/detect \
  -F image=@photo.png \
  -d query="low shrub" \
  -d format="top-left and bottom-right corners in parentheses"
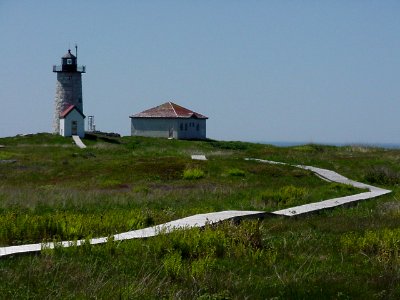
top-left (158, 221), bottom-right (272, 262)
top-left (209, 140), bottom-right (249, 150)
top-left (132, 184), bottom-right (150, 194)
top-left (183, 168), bottom-right (205, 180)
top-left (0, 210), bottom-right (151, 245)
top-left (260, 185), bottom-right (308, 207)
top-left (163, 252), bottom-right (183, 278)
top-left (226, 168), bottom-right (246, 177)
top-left (292, 144), bottom-right (325, 152)
top-left (364, 166), bottom-right (400, 185)
top-left (98, 179), bottom-right (123, 189)
top-left (328, 182), bottom-right (357, 193)
top-left (341, 228), bottom-right (400, 263)
top-left (190, 256), bottom-right (216, 278)
top-left (0, 152), bottom-right (14, 160)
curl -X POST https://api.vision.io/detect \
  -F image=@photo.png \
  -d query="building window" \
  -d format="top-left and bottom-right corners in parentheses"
top-left (180, 123), bottom-right (183, 131)
top-left (185, 124), bottom-right (188, 131)
top-left (196, 124), bottom-right (199, 131)
top-left (67, 59), bottom-right (72, 65)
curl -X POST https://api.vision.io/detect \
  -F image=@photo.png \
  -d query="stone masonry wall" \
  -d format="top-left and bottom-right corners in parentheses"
top-left (53, 72), bottom-right (83, 133)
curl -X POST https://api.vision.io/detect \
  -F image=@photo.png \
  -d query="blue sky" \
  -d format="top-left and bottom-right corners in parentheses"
top-left (0, 1), bottom-right (399, 143)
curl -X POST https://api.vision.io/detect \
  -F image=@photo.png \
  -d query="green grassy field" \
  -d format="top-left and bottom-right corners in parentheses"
top-left (1, 133), bottom-right (400, 299)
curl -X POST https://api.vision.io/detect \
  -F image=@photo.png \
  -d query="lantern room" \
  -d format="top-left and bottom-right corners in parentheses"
top-left (53, 48), bottom-right (86, 73)
top-left (61, 49), bottom-right (77, 71)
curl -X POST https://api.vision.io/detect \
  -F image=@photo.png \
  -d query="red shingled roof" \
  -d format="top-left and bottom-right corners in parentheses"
top-left (60, 105), bottom-right (85, 118)
top-left (130, 102), bottom-right (208, 119)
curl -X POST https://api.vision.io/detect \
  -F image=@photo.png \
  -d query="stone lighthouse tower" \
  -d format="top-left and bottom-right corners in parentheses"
top-left (53, 47), bottom-right (86, 134)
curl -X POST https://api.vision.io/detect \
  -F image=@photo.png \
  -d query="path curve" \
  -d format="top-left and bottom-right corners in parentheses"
top-left (247, 159), bottom-right (391, 216)
top-left (0, 159), bottom-right (391, 258)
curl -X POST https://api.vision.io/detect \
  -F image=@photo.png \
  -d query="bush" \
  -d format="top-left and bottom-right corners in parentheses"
top-left (260, 185), bottom-right (308, 207)
top-left (0, 152), bottom-right (14, 160)
top-left (98, 179), bottom-right (123, 189)
top-left (226, 168), bottom-right (246, 177)
top-left (364, 166), bottom-right (400, 185)
top-left (0, 210), bottom-right (151, 245)
top-left (190, 256), bottom-right (216, 278)
top-left (163, 252), bottom-right (183, 278)
top-left (209, 140), bottom-right (248, 150)
top-left (132, 185), bottom-right (149, 194)
top-left (341, 228), bottom-right (400, 263)
top-left (183, 168), bottom-right (205, 180)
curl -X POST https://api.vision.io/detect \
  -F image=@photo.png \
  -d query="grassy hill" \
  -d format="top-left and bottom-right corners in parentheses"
top-left (1, 133), bottom-right (400, 299)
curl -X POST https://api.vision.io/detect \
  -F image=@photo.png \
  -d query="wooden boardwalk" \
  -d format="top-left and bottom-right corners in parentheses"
top-left (0, 211), bottom-right (265, 257)
top-left (247, 159), bottom-right (391, 216)
top-left (0, 159), bottom-right (391, 258)
top-left (72, 135), bottom-right (87, 149)
top-left (191, 154), bottom-right (207, 160)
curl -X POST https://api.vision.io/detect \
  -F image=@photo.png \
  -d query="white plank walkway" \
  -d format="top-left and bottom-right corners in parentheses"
top-left (0, 159), bottom-right (391, 258)
top-left (0, 211), bottom-right (264, 257)
top-left (72, 135), bottom-right (87, 149)
top-left (247, 159), bottom-right (391, 216)
top-left (191, 155), bottom-right (207, 161)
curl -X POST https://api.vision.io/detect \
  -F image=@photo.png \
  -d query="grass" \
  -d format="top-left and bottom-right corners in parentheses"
top-left (0, 133), bottom-right (399, 298)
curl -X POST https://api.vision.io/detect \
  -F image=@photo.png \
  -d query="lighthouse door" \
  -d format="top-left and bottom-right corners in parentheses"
top-left (71, 121), bottom-right (78, 135)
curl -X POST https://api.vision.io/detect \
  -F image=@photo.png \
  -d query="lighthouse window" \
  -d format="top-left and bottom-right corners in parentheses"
top-left (67, 59), bottom-right (72, 65)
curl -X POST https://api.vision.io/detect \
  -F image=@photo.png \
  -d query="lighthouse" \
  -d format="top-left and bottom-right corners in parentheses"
top-left (53, 46), bottom-right (86, 137)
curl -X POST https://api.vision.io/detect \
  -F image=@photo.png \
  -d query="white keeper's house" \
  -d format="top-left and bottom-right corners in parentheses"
top-left (59, 104), bottom-right (85, 138)
top-left (129, 102), bottom-right (208, 140)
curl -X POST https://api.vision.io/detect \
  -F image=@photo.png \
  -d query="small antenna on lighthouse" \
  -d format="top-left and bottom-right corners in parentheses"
top-left (75, 44), bottom-right (78, 59)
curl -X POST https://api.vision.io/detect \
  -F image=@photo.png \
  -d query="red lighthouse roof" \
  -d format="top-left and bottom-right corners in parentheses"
top-left (130, 102), bottom-right (208, 119)
top-left (60, 105), bottom-right (85, 119)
